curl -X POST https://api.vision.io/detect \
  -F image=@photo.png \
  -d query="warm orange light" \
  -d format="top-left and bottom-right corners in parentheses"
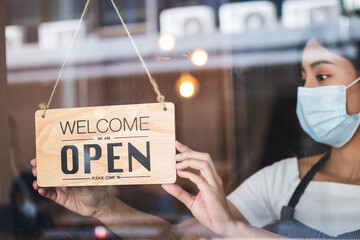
top-left (191, 49), bottom-right (208, 66)
top-left (180, 81), bottom-right (195, 98)
top-left (176, 73), bottom-right (199, 98)
top-left (158, 34), bottom-right (176, 51)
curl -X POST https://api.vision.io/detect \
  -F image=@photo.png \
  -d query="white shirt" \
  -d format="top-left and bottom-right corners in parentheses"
top-left (227, 157), bottom-right (360, 237)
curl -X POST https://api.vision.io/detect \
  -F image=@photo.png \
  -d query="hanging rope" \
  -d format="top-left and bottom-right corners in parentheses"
top-left (110, 0), bottom-right (167, 111)
top-left (41, 0), bottom-right (167, 118)
top-left (41, 0), bottom-right (91, 118)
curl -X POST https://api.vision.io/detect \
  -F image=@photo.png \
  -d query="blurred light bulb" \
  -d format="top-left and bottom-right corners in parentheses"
top-left (158, 34), bottom-right (175, 51)
top-left (180, 81), bottom-right (195, 98)
top-left (95, 226), bottom-right (110, 239)
top-left (191, 49), bottom-right (208, 66)
top-left (176, 73), bottom-right (199, 98)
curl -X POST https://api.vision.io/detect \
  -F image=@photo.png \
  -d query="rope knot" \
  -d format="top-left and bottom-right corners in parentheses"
top-left (157, 95), bottom-right (165, 103)
top-left (157, 95), bottom-right (167, 111)
top-left (39, 103), bottom-right (48, 118)
top-left (39, 103), bottom-right (47, 110)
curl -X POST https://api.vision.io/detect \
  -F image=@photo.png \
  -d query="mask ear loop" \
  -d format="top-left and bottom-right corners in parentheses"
top-left (345, 77), bottom-right (360, 117)
top-left (346, 77), bottom-right (360, 89)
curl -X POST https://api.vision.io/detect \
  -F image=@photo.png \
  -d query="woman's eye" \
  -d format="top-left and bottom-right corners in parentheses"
top-left (316, 74), bottom-right (330, 81)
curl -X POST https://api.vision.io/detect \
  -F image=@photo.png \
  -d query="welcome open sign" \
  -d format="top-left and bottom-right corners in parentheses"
top-left (35, 103), bottom-right (176, 187)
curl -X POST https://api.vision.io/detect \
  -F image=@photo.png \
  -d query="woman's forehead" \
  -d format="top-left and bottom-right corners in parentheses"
top-left (301, 38), bottom-right (357, 77)
top-left (302, 38), bottom-right (343, 66)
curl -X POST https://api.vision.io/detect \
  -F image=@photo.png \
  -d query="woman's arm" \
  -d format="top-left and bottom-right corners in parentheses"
top-left (162, 141), bottom-right (287, 238)
top-left (227, 199), bottom-right (249, 223)
top-left (92, 192), bottom-right (172, 236)
top-left (31, 159), bottom-right (173, 238)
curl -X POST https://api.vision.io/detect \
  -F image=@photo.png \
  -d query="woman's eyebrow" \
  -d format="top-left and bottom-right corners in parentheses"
top-left (310, 60), bottom-right (333, 68)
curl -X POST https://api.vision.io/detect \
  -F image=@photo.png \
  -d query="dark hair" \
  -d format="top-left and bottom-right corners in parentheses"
top-left (295, 24), bottom-right (360, 86)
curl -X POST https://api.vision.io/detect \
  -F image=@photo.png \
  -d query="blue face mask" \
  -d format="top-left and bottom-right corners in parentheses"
top-left (296, 77), bottom-right (360, 148)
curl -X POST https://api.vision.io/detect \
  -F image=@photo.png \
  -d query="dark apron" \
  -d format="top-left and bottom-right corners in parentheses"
top-left (275, 151), bottom-right (360, 238)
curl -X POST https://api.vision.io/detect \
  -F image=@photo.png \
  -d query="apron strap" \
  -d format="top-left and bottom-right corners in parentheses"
top-left (287, 150), bottom-right (331, 209)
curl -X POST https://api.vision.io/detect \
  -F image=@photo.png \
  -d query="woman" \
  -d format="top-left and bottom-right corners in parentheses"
top-left (31, 36), bottom-right (360, 238)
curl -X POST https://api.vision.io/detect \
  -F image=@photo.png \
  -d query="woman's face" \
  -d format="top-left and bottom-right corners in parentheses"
top-left (302, 38), bottom-right (360, 114)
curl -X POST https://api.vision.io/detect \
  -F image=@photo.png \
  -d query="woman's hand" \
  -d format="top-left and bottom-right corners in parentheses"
top-left (30, 158), bottom-right (107, 217)
top-left (162, 141), bottom-right (236, 237)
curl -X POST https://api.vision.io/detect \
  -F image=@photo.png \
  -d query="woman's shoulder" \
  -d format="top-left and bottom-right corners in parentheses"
top-left (259, 153), bottom-right (325, 181)
top-left (236, 155), bottom-right (326, 193)
top-left (297, 153), bottom-right (325, 179)
top-left (243, 156), bottom-right (300, 190)
top-left (260, 156), bottom-right (299, 179)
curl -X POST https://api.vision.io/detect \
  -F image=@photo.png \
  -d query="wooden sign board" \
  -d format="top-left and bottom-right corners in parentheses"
top-left (35, 103), bottom-right (176, 187)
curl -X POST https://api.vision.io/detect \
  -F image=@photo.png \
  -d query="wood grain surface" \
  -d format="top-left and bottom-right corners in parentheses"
top-left (35, 102), bottom-right (176, 187)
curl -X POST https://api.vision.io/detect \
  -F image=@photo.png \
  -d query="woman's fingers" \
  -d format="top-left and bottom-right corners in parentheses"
top-left (37, 187), bottom-right (57, 201)
top-left (175, 142), bottom-right (221, 183)
top-left (30, 158), bottom-right (69, 198)
top-left (176, 144), bottom-right (210, 162)
top-left (177, 170), bottom-right (211, 193)
top-left (31, 159), bottom-right (37, 177)
top-left (176, 159), bottom-right (217, 187)
top-left (30, 158), bottom-right (37, 168)
top-left (162, 183), bottom-right (195, 209)
top-left (32, 167), bottom-right (37, 177)
top-left (39, 188), bottom-right (58, 201)
top-left (33, 180), bottom-right (58, 202)
top-left (175, 141), bottom-right (191, 153)
top-left (33, 180), bottom-right (39, 190)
